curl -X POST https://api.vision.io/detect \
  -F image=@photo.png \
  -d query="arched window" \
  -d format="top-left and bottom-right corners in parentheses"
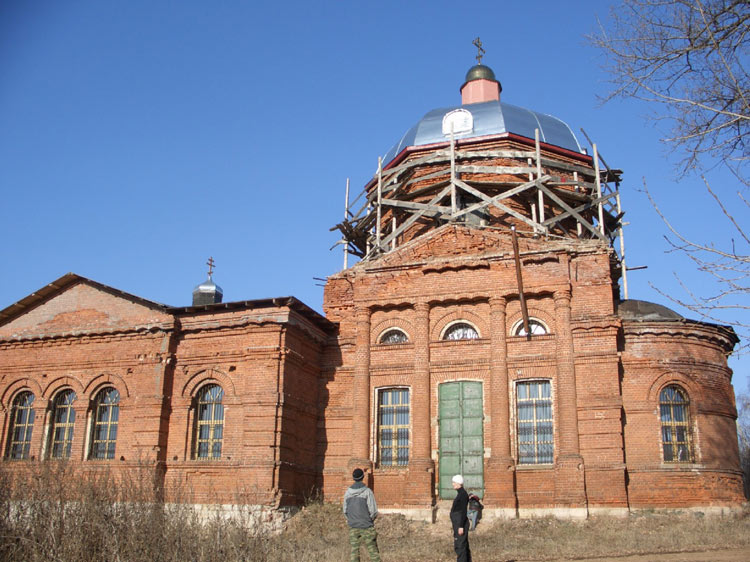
top-left (379, 328), bottom-right (409, 344)
top-left (194, 384), bottom-right (224, 460)
top-left (49, 390), bottom-right (76, 459)
top-left (377, 388), bottom-right (409, 466)
top-left (442, 322), bottom-right (479, 341)
top-left (512, 318), bottom-right (548, 336)
top-left (659, 385), bottom-right (692, 463)
top-left (90, 388), bottom-right (119, 460)
top-left (6, 391), bottom-right (35, 460)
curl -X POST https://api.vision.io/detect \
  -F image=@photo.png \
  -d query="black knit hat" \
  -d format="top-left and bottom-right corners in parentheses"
top-left (352, 468), bottom-right (365, 481)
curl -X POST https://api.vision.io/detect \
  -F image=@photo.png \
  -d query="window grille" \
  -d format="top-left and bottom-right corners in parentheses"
top-left (7, 392), bottom-right (35, 460)
top-left (516, 380), bottom-right (554, 464)
top-left (378, 388), bottom-right (409, 466)
top-left (90, 388), bottom-right (119, 460)
top-left (513, 318), bottom-right (548, 336)
top-left (194, 384), bottom-right (224, 460)
top-left (50, 390), bottom-right (76, 459)
top-left (379, 328), bottom-right (409, 344)
top-left (660, 385), bottom-right (692, 462)
top-left (443, 322), bottom-right (479, 341)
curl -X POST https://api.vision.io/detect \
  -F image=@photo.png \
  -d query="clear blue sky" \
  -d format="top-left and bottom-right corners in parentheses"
top-left (2, 1), bottom-right (748, 395)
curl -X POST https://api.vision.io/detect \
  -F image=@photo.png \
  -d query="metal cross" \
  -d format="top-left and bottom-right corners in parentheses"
top-left (206, 256), bottom-right (215, 277)
top-left (472, 37), bottom-right (485, 65)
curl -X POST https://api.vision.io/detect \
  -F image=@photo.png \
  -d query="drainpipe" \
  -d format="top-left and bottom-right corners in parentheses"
top-left (511, 226), bottom-right (531, 339)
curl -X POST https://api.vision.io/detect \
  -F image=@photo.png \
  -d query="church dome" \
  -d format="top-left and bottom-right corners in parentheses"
top-left (382, 99), bottom-right (584, 167)
top-left (464, 63), bottom-right (497, 83)
top-left (192, 276), bottom-right (223, 306)
top-left (616, 299), bottom-right (684, 321)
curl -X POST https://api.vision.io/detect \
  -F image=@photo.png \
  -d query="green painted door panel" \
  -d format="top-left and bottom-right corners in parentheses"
top-left (438, 381), bottom-right (484, 499)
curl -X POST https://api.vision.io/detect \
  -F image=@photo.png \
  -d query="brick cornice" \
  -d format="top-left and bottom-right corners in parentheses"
top-left (622, 320), bottom-right (737, 352)
top-left (0, 321), bottom-right (176, 346)
top-left (620, 356), bottom-right (734, 378)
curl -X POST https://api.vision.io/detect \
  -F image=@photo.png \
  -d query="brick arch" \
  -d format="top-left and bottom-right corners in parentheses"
top-left (647, 372), bottom-right (699, 403)
top-left (432, 309), bottom-right (487, 341)
top-left (507, 306), bottom-right (555, 336)
top-left (372, 316), bottom-right (415, 345)
top-left (1, 378), bottom-right (44, 410)
top-left (83, 373), bottom-right (130, 401)
top-left (42, 376), bottom-right (85, 400)
top-left (181, 368), bottom-right (236, 399)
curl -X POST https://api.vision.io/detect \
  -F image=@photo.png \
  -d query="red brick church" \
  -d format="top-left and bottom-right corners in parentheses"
top-left (0, 59), bottom-right (744, 519)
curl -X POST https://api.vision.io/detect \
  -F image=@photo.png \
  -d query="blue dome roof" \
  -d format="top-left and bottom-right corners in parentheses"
top-left (383, 99), bottom-right (583, 167)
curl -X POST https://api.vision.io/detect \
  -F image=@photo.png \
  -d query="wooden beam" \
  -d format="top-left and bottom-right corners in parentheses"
top-left (536, 182), bottom-right (607, 241)
top-left (452, 176), bottom-right (550, 218)
top-left (381, 198), bottom-right (451, 216)
top-left (540, 190), bottom-right (617, 240)
top-left (511, 226), bottom-right (531, 340)
top-left (366, 184), bottom-right (454, 259)
top-left (453, 178), bottom-right (545, 232)
top-left (455, 164), bottom-right (536, 175)
top-left (456, 149), bottom-right (536, 160)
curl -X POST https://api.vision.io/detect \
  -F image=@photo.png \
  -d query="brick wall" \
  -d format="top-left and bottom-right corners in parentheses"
top-left (0, 230), bottom-right (743, 515)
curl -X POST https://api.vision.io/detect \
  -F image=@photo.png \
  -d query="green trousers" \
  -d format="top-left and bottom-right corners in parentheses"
top-left (348, 526), bottom-right (381, 562)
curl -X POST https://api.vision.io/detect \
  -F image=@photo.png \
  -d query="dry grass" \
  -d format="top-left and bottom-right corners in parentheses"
top-left (0, 464), bottom-right (748, 561)
top-left (280, 502), bottom-right (750, 562)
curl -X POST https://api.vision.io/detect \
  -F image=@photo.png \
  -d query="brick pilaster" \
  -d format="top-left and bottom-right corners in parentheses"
top-left (406, 301), bottom-right (435, 505)
top-left (553, 288), bottom-right (586, 507)
top-left (351, 305), bottom-right (371, 463)
top-left (485, 295), bottom-right (516, 507)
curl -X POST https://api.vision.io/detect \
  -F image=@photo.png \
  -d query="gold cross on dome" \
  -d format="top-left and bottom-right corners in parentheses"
top-left (207, 256), bottom-right (215, 277)
top-left (473, 37), bottom-right (485, 64)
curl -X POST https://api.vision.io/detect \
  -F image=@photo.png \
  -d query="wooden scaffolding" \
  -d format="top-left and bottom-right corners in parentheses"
top-left (331, 130), bottom-right (628, 295)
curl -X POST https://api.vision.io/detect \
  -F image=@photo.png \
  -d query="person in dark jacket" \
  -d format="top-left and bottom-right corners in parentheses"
top-left (450, 474), bottom-right (472, 562)
top-left (343, 468), bottom-right (381, 562)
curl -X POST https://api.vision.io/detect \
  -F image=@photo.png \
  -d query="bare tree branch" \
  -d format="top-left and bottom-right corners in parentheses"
top-left (643, 177), bottom-right (750, 350)
top-left (591, 0), bottom-right (750, 183)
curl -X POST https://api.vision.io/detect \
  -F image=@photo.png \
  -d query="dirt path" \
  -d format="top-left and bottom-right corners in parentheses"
top-left (541, 547), bottom-right (750, 562)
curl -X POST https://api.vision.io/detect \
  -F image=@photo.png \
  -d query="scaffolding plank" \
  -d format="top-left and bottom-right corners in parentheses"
top-left (368, 184), bottom-right (454, 258)
top-left (454, 178), bottom-right (543, 232)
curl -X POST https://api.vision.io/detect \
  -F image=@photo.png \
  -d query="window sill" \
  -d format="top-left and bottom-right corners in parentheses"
top-left (659, 462), bottom-right (702, 469)
top-left (434, 338), bottom-right (488, 346)
top-left (515, 463), bottom-right (554, 470)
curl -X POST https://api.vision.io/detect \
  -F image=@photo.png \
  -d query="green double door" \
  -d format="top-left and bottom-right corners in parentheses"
top-left (438, 381), bottom-right (484, 499)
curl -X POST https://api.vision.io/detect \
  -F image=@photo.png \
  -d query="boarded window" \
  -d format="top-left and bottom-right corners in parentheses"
top-left (378, 388), bottom-right (409, 466)
top-left (516, 381), bottom-right (553, 464)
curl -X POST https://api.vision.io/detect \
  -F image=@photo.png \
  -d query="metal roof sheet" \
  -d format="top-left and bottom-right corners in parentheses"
top-left (383, 100), bottom-right (583, 167)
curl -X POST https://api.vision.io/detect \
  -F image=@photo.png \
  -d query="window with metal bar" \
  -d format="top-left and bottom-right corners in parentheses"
top-left (6, 391), bottom-right (35, 460)
top-left (378, 388), bottom-right (409, 466)
top-left (512, 318), bottom-right (548, 336)
top-left (194, 384), bottom-right (224, 460)
top-left (660, 385), bottom-right (693, 463)
top-left (516, 380), bottom-right (553, 464)
top-left (90, 388), bottom-right (119, 460)
top-left (443, 322), bottom-right (479, 341)
top-left (379, 328), bottom-right (409, 344)
top-left (49, 390), bottom-right (76, 459)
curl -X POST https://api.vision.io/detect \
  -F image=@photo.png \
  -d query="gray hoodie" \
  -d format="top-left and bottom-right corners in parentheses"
top-left (343, 481), bottom-right (378, 529)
